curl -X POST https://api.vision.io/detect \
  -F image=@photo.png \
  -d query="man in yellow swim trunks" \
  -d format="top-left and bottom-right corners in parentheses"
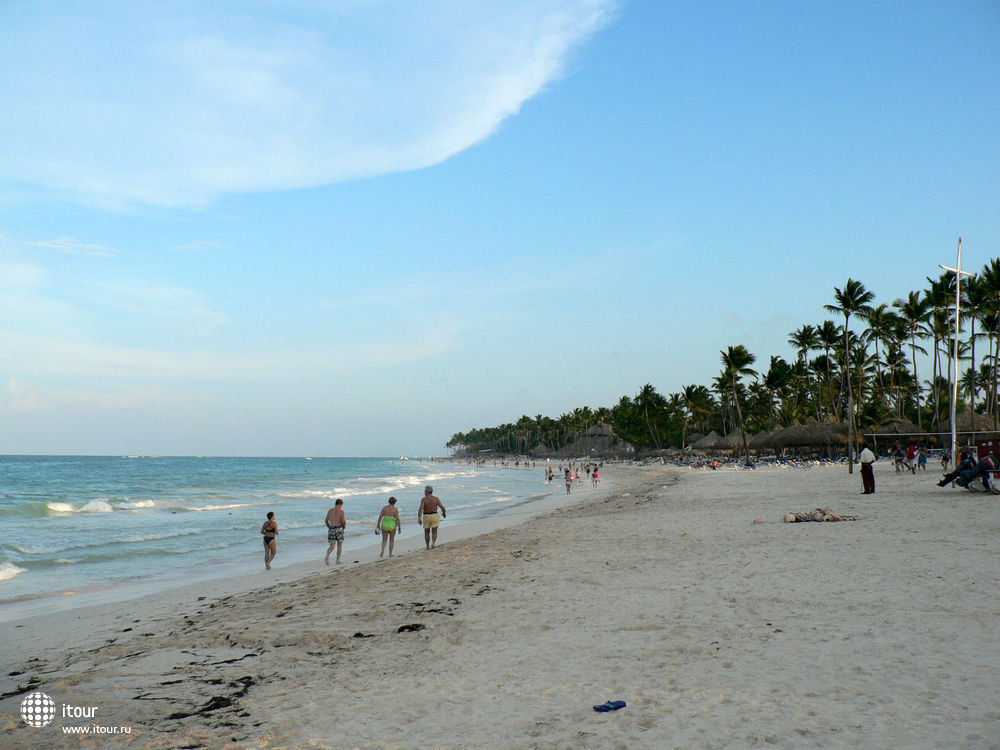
top-left (418, 485), bottom-right (446, 550)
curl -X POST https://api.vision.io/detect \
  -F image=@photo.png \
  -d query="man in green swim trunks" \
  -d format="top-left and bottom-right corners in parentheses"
top-left (376, 496), bottom-right (402, 558)
top-left (418, 485), bottom-right (446, 550)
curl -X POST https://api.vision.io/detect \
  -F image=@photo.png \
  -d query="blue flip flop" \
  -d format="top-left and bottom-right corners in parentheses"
top-left (593, 700), bottom-right (627, 712)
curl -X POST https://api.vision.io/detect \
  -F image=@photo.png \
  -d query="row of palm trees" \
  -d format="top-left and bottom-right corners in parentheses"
top-left (447, 259), bottom-right (1000, 457)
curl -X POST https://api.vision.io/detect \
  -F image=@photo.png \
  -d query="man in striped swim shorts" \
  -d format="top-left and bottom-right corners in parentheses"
top-left (325, 498), bottom-right (346, 565)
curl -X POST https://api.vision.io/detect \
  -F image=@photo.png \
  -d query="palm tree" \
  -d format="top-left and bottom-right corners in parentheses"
top-left (682, 384), bottom-right (715, 437)
top-left (636, 384), bottom-right (665, 450)
top-left (817, 320), bottom-right (841, 418)
top-left (860, 303), bottom-right (901, 404)
top-left (926, 272), bottom-right (958, 426)
top-left (825, 279), bottom-right (875, 472)
top-left (963, 275), bottom-right (988, 428)
top-left (979, 259), bottom-right (1000, 427)
top-left (893, 291), bottom-right (930, 427)
top-left (788, 325), bottom-right (818, 367)
top-left (979, 313), bottom-right (1000, 424)
top-left (720, 345), bottom-right (756, 463)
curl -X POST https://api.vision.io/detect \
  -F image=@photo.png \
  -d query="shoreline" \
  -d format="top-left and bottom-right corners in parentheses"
top-left (0, 459), bottom-right (577, 624)
top-left (0, 465), bottom-right (617, 661)
top-left (3, 461), bottom-right (997, 748)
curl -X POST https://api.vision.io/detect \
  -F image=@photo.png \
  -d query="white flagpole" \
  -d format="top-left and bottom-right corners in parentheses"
top-left (940, 237), bottom-right (973, 466)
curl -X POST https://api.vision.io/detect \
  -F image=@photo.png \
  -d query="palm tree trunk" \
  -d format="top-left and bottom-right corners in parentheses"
top-left (843, 314), bottom-right (855, 473)
top-left (970, 318), bottom-right (977, 429)
top-left (910, 333), bottom-right (921, 428)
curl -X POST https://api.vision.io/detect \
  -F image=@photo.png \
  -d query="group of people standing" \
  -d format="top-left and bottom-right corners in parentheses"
top-left (859, 441), bottom-right (999, 494)
top-left (259, 485), bottom-right (448, 570)
top-left (545, 462), bottom-right (600, 494)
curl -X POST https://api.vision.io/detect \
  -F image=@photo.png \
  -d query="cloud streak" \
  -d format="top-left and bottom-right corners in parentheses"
top-left (0, 0), bottom-right (617, 208)
top-left (0, 327), bottom-right (461, 387)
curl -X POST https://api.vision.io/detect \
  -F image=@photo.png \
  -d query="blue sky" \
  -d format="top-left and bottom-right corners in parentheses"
top-left (1, 0), bottom-right (998, 456)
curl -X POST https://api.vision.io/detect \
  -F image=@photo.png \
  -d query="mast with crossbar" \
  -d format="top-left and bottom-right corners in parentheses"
top-left (939, 237), bottom-right (973, 467)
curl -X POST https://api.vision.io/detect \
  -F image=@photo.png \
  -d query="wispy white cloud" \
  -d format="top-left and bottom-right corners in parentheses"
top-left (0, 326), bottom-right (461, 384)
top-left (79, 279), bottom-right (230, 337)
top-left (4, 378), bottom-right (162, 412)
top-left (26, 236), bottom-right (118, 257)
top-left (169, 240), bottom-right (226, 253)
top-left (0, 0), bottom-right (617, 208)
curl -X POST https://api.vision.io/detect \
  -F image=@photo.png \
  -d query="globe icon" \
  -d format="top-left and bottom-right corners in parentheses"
top-left (20, 692), bottom-right (56, 728)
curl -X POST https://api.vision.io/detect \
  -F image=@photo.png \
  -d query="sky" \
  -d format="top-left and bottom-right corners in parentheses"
top-left (1, 0), bottom-right (998, 457)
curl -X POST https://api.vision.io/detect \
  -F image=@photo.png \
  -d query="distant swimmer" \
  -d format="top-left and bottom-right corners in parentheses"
top-left (325, 498), bottom-right (346, 565)
top-left (376, 496), bottom-right (402, 558)
top-left (261, 511), bottom-right (278, 570)
top-left (418, 485), bottom-right (446, 550)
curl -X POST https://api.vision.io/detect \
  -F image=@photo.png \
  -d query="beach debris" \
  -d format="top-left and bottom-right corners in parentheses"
top-left (165, 676), bottom-right (254, 720)
top-left (783, 508), bottom-right (858, 522)
top-left (397, 623), bottom-right (426, 633)
top-left (1, 676), bottom-right (41, 700)
top-left (593, 700), bottom-right (627, 712)
top-left (352, 632), bottom-right (375, 638)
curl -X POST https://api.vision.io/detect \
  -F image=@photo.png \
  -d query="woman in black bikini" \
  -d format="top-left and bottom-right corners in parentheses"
top-left (261, 511), bottom-right (278, 569)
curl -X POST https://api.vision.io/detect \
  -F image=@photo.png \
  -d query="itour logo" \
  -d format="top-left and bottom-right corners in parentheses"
top-left (20, 692), bottom-right (56, 728)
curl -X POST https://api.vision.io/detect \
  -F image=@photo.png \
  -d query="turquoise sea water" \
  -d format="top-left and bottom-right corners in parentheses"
top-left (0, 456), bottom-right (552, 617)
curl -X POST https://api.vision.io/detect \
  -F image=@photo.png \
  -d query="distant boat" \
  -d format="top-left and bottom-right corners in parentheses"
top-left (399, 456), bottom-right (409, 461)
top-left (305, 457), bottom-right (313, 461)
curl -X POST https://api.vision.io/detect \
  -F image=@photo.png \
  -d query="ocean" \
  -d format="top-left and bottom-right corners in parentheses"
top-left (0, 455), bottom-right (554, 619)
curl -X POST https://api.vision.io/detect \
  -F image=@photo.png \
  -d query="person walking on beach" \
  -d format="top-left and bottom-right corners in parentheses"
top-left (261, 511), bottom-right (278, 570)
top-left (418, 486), bottom-right (446, 550)
top-left (592, 466), bottom-right (599, 487)
top-left (859, 445), bottom-right (876, 494)
top-left (325, 499), bottom-right (346, 565)
top-left (376, 496), bottom-right (402, 558)
top-left (564, 469), bottom-right (572, 494)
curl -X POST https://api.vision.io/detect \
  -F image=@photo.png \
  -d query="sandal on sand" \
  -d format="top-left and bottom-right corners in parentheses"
top-left (593, 700), bottom-right (627, 712)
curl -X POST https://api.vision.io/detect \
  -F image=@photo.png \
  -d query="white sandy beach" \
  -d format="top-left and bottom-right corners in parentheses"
top-left (2, 461), bottom-right (998, 749)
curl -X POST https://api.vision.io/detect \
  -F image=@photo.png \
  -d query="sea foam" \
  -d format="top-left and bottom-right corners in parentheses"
top-left (0, 562), bottom-right (27, 583)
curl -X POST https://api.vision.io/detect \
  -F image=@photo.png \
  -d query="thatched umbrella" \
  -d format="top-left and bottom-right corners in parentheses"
top-left (749, 426), bottom-right (782, 452)
top-left (718, 429), bottom-right (749, 451)
top-left (937, 412), bottom-right (997, 434)
top-left (685, 432), bottom-right (706, 448)
top-left (692, 431), bottom-right (719, 451)
top-left (771, 418), bottom-right (814, 450)
top-left (772, 419), bottom-right (848, 451)
top-left (801, 420), bottom-right (849, 446)
top-left (702, 432), bottom-right (731, 451)
top-left (871, 419), bottom-right (923, 436)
